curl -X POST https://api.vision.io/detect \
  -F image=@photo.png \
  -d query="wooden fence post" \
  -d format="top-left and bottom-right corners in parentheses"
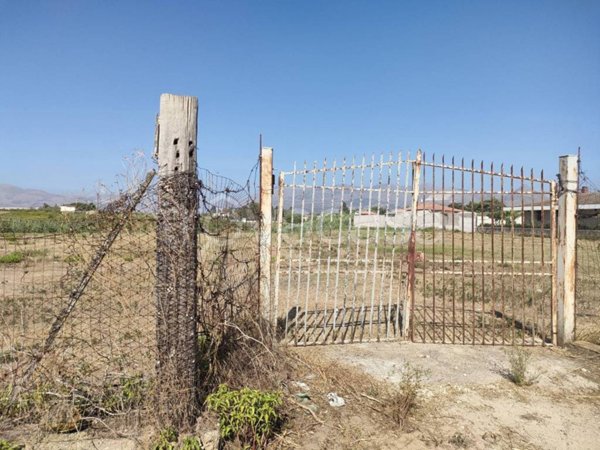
top-left (556, 154), bottom-right (578, 346)
top-left (403, 150), bottom-right (422, 339)
top-left (259, 147), bottom-right (274, 326)
top-left (155, 93), bottom-right (199, 426)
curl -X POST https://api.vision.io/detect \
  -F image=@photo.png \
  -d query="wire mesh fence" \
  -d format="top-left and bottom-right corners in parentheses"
top-left (0, 163), bottom-right (261, 432)
top-left (576, 229), bottom-right (600, 345)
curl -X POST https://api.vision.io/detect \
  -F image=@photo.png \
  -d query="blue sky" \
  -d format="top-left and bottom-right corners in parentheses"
top-left (0, 0), bottom-right (598, 193)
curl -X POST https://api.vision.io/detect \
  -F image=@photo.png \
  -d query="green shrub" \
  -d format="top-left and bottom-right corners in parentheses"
top-left (102, 375), bottom-right (147, 413)
top-left (505, 347), bottom-right (537, 386)
top-left (0, 438), bottom-right (24, 450)
top-left (180, 436), bottom-right (203, 450)
top-left (206, 384), bottom-right (282, 449)
top-left (151, 427), bottom-right (178, 450)
top-left (0, 252), bottom-right (24, 264)
top-left (386, 363), bottom-right (428, 427)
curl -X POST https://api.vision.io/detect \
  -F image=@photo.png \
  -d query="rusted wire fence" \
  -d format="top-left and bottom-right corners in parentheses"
top-left (0, 165), bottom-right (261, 432)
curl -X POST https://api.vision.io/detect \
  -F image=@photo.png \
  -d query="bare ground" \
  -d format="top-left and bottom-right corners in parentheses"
top-left (2, 343), bottom-right (599, 450)
top-left (300, 342), bottom-right (600, 450)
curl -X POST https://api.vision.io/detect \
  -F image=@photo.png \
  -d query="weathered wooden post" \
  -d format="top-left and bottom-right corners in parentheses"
top-left (403, 150), bottom-right (422, 339)
top-left (556, 154), bottom-right (578, 346)
top-left (155, 93), bottom-right (199, 426)
top-left (259, 147), bottom-right (274, 326)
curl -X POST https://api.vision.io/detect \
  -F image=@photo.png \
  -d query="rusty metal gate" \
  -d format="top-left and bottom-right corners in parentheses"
top-left (273, 151), bottom-right (557, 346)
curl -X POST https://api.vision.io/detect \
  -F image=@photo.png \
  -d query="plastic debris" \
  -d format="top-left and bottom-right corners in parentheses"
top-left (327, 392), bottom-right (346, 407)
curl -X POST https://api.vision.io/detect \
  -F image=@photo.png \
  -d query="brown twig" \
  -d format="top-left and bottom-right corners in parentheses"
top-left (292, 400), bottom-right (325, 425)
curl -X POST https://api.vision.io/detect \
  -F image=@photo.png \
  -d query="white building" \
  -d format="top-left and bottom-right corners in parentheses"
top-left (354, 203), bottom-right (481, 232)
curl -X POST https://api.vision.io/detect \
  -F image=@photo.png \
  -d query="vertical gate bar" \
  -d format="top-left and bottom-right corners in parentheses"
top-left (442, 155), bottom-right (447, 343)
top-left (380, 154), bottom-right (393, 339)
top-left (500, 164), bottom-right (506, 344)
top-left (311, 159), bottom-right (327, 344)
top-left (302, 162), bottom-right (318, 343)
top-left (530, 169), bottom-right (536, 344)
top-left (293, 161), bottom-right (308, 345)
top-left (400, 152), bottom-right (411, 336)
top-left (378, 153), bottom-right (393, 340)
top-left (340, 156), bottom-right (357, 343)
top-left (323, 160), bottom-right (338, 342)
top-left (404, 150), bottom-right (421, 339)
top-left (540, 171), bottom-right (546, 344)
top-left (550, 179), bottom-right (558, 345)
top-left (461, 158), bottom-right (466, 344)
top-left (480, 161), bottom-right (486, 344)
top-left (490, 162), bottom-right (496, 344)
top-left (350, 155), bottom-right (367, 343)
top-left (359, 156), bottom-right (375, 342)
top-left (432, 154), bottom-right (437, 343)
top-left (422, 152), bottom-right (427, 342)
top-left (388, 152), bottom-right (403, 339)
top-left (368, 155), bottom-right (384, 339)
top-left (273, 172), bottom-right (285, 331)
top-left (332, 158), bottom-right (347, 342)
top-left (510, 165), bottom-right (516, 345)
top-left (284, 163), bottom-right (297, 341)
top-left (520, 166), bottom-right (526, 346)
top-left (451, 156), bottom-right (456, 344)
top-left (471, 160), bottom-right (476, 344)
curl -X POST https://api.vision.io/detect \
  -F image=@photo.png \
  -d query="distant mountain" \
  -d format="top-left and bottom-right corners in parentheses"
top-left (0, 183), bottom-right (91, 208)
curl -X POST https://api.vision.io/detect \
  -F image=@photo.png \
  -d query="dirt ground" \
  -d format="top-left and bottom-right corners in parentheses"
top-left (299, 342), bottom-right (600, 450)
top-left (2, 342), bottom-right (599, 450)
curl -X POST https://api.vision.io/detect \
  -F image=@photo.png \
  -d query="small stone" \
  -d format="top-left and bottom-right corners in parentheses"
top-left (201, 430), bottom-right (220, 450)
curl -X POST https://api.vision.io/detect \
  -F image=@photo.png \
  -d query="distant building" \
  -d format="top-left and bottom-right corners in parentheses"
top-left (502, 187), bottom-right (600, 229)
top-left (354, 202), bottom-right (481, 232)
top-left (60, 205), bottom-right (76, 213)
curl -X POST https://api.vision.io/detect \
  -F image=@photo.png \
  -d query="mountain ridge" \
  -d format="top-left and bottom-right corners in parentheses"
top-left (0, 183), bottom-right (92, 208)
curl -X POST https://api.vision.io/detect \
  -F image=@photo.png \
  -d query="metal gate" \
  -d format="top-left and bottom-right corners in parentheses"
top-left (273, 151), bottom-right (557, 346)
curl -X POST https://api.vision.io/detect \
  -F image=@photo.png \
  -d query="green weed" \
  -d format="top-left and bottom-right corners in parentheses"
top-left (206, 384), bottom-right (282, 449)
top-left (0, 438), bottom-right (24, 450)
top-left (386, 363), bottom-right (428, 428)
top-left (0, 252), bottom-right (24, 264)
top-left (151, 427), bottom-right (178, 450)
top-left (180, 436), bottom-right (203, 450)
top-left (504, 347), bottom-right (537, 386)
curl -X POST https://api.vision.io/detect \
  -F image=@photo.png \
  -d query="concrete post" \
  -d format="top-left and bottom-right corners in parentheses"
top-left (259, 147), bottom-right (274, 326)
top-left (556, 154), bottom-right (578, 346)
top-left (155, 93), bottom-right (199, 426)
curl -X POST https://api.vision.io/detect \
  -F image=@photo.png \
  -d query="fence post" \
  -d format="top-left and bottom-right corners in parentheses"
top-left (155, 93), bottom-right (199, 426)
top-left (259, 147), bottom-right (274, 326)
top-left (556, 154), bottom-right (578, 346)
top-left (403, 150), bottom-right (422, 339)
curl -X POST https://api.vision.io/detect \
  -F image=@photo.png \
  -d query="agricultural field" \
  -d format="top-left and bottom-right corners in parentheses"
top-left (0, 212), bottom-right (598, 449)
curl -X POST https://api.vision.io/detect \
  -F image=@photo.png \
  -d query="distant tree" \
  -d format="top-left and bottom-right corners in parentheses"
top-left (66, 202), bottom-right (96, 211)
top-left (371, 206), bottom-right (387, 215)
top-left (456, 200), bottom-right (516, 224)
top-left (233, 201), bottom-right (259, 220)
top-left (342, 201), bottom-right (350, 214)
top-left (40, 203), bottom-right (59, 211)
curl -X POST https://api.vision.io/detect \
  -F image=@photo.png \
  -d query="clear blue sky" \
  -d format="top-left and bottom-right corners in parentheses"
top-left (0, 0), bottom-right (598, 193)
